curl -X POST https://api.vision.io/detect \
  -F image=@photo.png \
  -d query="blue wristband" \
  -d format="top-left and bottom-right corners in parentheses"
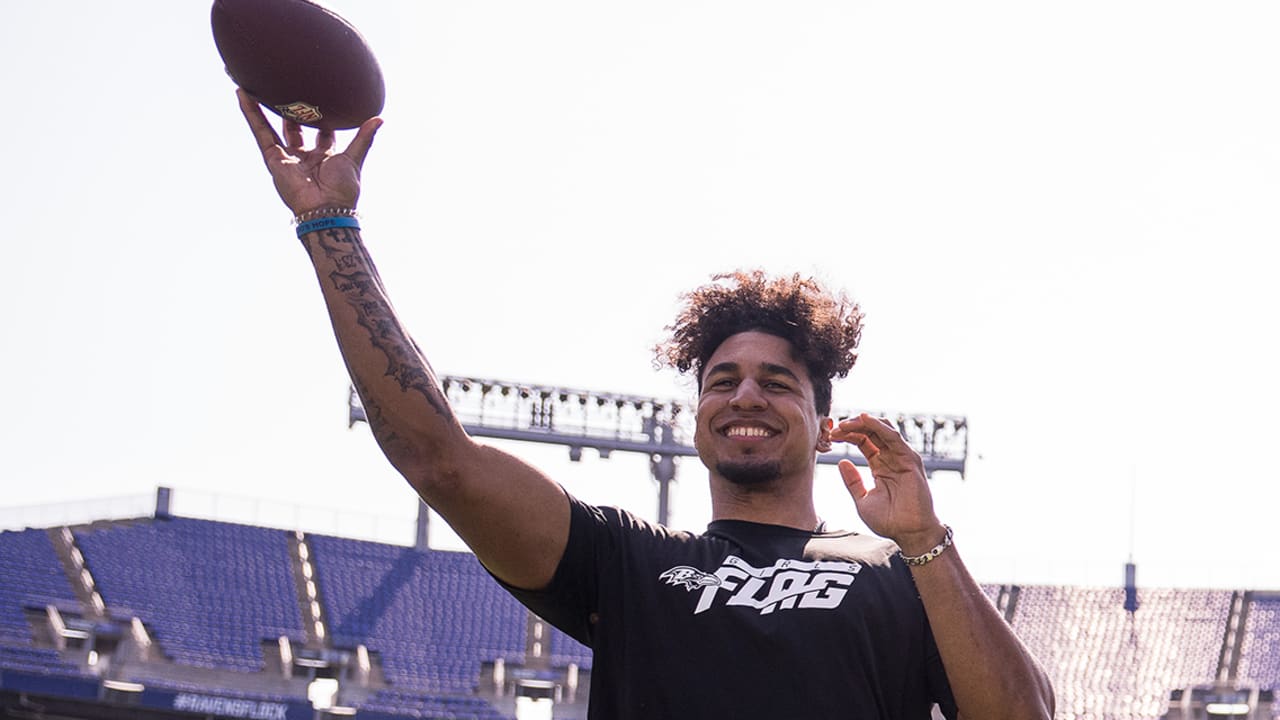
top-left (296, 216), bottom-right (360, 238)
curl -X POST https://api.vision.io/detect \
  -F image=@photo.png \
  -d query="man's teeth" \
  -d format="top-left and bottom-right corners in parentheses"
top-left (727, 426), bottom-right (772, 437)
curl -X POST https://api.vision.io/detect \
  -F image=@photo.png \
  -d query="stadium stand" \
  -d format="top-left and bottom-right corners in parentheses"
top-left (3, 510), bottom-right (1280, 719)
top-left (73, 517), bottom-right (306, 673)
top-left (308, 532), bottom-right (581, 693)
top-left (0, 528), bottom-right (81, 645)
top-left (1237, 592), bottom-right (1280, 688)
top-left (0, 527), bottom-right (89, 680)
top-left (546, 625), bottom-right (592, 671)
top-left (1011, 586), bottom-right (1234, 719)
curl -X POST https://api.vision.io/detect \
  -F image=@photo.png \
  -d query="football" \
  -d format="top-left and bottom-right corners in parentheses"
top-left (211, 0), bottom-right (385, 131)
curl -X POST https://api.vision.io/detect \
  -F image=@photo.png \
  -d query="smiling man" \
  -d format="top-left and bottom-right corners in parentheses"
top-left (237, 91), bottom-right (1053, 719)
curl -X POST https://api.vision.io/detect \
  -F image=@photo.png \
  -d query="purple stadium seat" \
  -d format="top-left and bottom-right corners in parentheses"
top-left (1011, 585), bottom-right (1231, 720)
top-left (73, 518), bottom-right (305, 673)
top-left (1237, 593), bottom-right (1280, 686)
top-left (308, 533), bottom-right (588, 697)
top-left (0, 528), bottom-right (80, 646)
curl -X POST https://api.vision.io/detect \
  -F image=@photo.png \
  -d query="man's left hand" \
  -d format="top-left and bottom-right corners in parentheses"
top-left (829, 413), bottom-right (946, 556)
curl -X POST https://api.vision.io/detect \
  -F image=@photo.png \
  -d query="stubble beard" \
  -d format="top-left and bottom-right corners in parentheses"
top-left (716, 458), bottom-right (784, 486)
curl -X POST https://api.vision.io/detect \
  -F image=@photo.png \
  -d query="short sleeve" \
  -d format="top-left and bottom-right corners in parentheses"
top-left (493, 491), bottom-right (615, 646)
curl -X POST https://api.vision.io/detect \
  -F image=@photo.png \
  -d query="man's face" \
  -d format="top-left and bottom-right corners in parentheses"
top-left (693, 331), bottom-right (830, 486)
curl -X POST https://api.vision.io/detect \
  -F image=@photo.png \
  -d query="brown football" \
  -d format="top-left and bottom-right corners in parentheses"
top-left (211, 0), bottom-right (385, 130)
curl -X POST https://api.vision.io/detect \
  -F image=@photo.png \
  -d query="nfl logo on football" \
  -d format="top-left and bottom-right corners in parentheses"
top-left (276, 101), bottom-right (323, 125)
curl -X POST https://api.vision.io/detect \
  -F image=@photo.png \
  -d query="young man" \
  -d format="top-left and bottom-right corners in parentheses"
top-left (237, 91), bottom-right (1054, 719)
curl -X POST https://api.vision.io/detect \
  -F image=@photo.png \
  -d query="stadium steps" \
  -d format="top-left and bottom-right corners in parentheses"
top-left (1217, 590), bottom-right (1249, 684)
top-left (999, 584), bottom-right (1021, 624)
top-left (980, 583), bottom-right (1018, 623)
top-left (288, 530), bottom-right (329, 650)
top-left (283, 531), bottom-right (391, 689)
top-left (46, 526), bottom-right (106, 621)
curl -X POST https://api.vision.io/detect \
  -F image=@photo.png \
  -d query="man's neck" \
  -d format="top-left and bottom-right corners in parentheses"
top-left (708, 474), bottom-right (819, 531)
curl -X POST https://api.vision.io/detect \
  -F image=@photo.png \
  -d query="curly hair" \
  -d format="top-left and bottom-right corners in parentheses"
top-left (655, 270), bottom-right (864, 417)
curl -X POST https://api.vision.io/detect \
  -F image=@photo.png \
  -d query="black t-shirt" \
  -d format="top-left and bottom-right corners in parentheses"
top-left (505, 492), bottom-right (958, 719)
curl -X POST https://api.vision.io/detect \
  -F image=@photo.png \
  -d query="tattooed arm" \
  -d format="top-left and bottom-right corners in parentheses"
top-left (237, 90), bottom-right (570, 590)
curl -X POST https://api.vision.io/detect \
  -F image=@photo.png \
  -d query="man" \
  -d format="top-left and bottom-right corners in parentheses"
top-left (237, 90), bottom-right (1054, 719)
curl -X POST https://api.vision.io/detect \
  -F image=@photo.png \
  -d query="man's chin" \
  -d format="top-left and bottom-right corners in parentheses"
top-left (716, 459), bottom-right (783, 486)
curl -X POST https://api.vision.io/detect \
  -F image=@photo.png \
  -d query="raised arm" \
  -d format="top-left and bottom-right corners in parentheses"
top-left (831, 414), bottom-right (1055, 720)
top-left (236, 90), bottom-right (569, 589)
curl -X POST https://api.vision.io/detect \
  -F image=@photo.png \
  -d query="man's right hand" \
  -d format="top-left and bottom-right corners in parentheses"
top-left (237, 88), bottom-right (382, 217)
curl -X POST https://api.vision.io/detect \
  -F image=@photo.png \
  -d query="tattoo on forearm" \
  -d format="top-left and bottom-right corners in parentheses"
top-left (307, 227), bottom-right (455, 423)
top-left (350, 375), bottom-right (405, 451)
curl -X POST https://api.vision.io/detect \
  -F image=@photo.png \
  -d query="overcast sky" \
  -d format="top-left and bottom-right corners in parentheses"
top-left (2, 1), bottom-right (1278, 591)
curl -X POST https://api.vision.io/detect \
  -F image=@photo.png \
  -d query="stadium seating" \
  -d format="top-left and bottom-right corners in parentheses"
top-left (0, 644), bottom-right (83, 676)
top-left (547, 624), bottom-right (592, 670)
top-left (9, 513), bottom-right (1280, 720)
top-left (0, 526), bottom-right (93, 685)
top-left (73, 518), bottom-right (305, 672)
top-left (0, 528), bottom-right (80, 647)
top-left (1012, 585), bottom-right (1232, 720)
top-left (1237, 593), bottom-right (1280, 688)
top-left (308, 533), bottom-right (590, 695)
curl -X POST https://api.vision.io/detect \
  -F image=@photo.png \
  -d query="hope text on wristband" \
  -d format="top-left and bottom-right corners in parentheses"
top-left (296, 216), bottom-right (361, 238)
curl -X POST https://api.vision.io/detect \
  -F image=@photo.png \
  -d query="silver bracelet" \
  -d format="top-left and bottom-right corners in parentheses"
top-left (292, 207), bottom-right (359, 225)
top-left (899, 525), bottom-right (954, 567)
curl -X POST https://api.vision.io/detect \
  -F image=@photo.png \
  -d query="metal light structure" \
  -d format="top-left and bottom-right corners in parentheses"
top-left (348, 376), bottom-right (968, 526)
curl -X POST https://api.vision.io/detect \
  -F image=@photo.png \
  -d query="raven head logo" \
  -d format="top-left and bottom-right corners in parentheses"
top-left (659, 566), bottom-right (721, 592)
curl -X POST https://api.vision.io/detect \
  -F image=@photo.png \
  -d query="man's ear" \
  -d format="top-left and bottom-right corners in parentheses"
top-left (816, 417), bottom-right (834, 453)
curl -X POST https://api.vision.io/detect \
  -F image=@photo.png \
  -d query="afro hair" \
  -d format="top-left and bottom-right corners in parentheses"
top-left (655, 269), bottom-right (863, 417)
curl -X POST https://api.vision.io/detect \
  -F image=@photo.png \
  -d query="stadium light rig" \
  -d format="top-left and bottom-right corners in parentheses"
top-left (348, 377), bottom-right (968, 524)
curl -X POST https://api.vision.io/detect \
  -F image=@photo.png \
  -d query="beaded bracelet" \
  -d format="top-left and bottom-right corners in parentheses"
top-left (296, 216), bottom-right (360, 238)
top-left (293, 207), bottom-right (359, 225)
top-left (899, 525), bottom-right (954, 567)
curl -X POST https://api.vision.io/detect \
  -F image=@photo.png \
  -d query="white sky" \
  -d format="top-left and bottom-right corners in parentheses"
top-left (2, 1), bottom-right (1278, 591)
